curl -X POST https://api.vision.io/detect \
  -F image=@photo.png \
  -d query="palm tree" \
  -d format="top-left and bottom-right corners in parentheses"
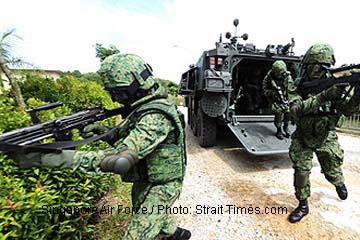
top-left (0, 29), bottom-right (25, 110)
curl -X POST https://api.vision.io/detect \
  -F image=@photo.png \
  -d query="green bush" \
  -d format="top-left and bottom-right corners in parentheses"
top-left (0, 90), bottom-right (30, 134)
top-left (1, 76), bottom-right (120, 239)
top-left (0, 93), bottom-right (117, 239)
top-left (158, 79), bottom-right (179, 97)
top-left (0, 154), bottom-right (114, 239)
top-left (19, 73), bottom-right (117, 112)
top-left (18, 74), bottom-right (60, 103)
top-left (55, 76), bottom-right (116, 111)
top-left (26, 98), bottom-right (72, 122)
top-left (70, 71), bottom-right (103, 85)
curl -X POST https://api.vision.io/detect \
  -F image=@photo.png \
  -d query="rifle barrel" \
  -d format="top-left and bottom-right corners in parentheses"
top-left (299, 73), bottom-right (360, 95)
top-left (329, 64), bottom-right (360, 74)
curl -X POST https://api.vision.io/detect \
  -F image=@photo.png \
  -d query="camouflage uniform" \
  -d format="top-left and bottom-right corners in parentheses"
top-left (118, 95), bottom-right (186, 240)
top-left (287, 43), bottom-right (360, 223)
top-left (288, 44), bottom-right (360, 200)
top-left (12, 54), bottom-right (189, 240)
top-left (263, 60), bottom-right (292, 138)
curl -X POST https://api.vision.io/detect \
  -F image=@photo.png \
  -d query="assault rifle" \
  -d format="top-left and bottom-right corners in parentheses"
top-left (0, 102), bottom-right (132, 153)
top-left (297, 64), bottom-right (360, 96)
top-left (276, 86), bottom-right (289, 111)
top-left (271, 81), bottom-right (289, 111)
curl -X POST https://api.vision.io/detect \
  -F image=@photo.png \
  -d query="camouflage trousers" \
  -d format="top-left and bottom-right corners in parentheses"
top-left (123, 180), bottom-right (182, 240)
top-left (289, 130), bottom-right (344, 200)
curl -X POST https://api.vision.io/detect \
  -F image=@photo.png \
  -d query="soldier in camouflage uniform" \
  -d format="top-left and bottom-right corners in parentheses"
top-left (11, 54), bottom-right (191, 240)
top-left (287, 43), bottom-right (360, 223)
top-left (263, 60), bottom-right (292, 139)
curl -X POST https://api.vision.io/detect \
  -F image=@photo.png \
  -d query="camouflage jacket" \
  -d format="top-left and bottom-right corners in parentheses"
top-left (262, 70), bottom-right (291, 103)
top-left (288, 75), bottom-right (360, 147)
top-left (120, 97), bottom-right (186, 183)
top-left (73, 84), bottom-right (186, 183)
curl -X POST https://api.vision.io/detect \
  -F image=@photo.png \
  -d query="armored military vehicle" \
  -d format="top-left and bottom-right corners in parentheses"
top-left (179, 19), bottom-right (301, 155)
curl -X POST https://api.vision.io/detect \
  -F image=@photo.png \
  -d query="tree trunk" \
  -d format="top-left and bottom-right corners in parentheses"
top-left (0, 55), bottom-right (26, 111)
top-left (0, 73), bottom-right (3, 88)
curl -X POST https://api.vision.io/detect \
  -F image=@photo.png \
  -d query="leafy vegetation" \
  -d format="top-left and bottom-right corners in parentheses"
top-left (0, 90), bottom-right (30, 133)
top-left (0, 44), bottom-right (180, 239)
top-left (158, 79), bottom-right (179, 97)
top-left (18, 73), bottom-right (117, 111)
top-left (94, 177), bottom-right (132, 240)
top-left (0, 154), bottom-right (115, 239)
top-left (64, 70), bottom-right (103, 85)
top-left (0, 73), bottom-right (124, 239)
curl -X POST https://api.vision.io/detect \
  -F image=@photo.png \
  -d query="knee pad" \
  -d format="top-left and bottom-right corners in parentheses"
top-left (294, 170), bottom-right (310, 188)
top-left (100, 149), bottom-right (139, 174)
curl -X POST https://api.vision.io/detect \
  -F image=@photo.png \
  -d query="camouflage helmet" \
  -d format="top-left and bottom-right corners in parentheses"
top-left (272, 60), bottom-right (287, 74)
top-left (301, 43), bottom-right (335, 66)
top-left (99, 53), bottom-right (155, 90)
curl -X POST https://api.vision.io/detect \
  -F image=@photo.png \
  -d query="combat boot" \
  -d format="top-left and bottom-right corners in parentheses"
top-left (336, 184), bottom-right (348, 200)
top-left (275, 127), bottom-right (284, 140)
top-left (282, 125), bottom-right (290, 138)
top-left (161, 227), bottom-right (191, 240)
top-left (288, 199), bottom-right (309, 223)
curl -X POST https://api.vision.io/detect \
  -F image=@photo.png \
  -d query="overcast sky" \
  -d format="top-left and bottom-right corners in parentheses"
top-left (1, 0), bottom-right (359, 82)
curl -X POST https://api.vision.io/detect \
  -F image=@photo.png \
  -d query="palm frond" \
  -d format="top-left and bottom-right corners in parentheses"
top-left (1, 28), bottom-right (30, 67)
top-left (0, 29), bottom-right (21, 43)
top-left (8, 57), bottom-right (35, 69)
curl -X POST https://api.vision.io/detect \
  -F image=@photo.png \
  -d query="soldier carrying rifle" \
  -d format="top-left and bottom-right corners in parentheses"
top-left (263, 60), bottom-right (292, 139)
top-left (287, 43), bottom-right (360, 223)
top-left (1, 53), bottom-right (191, 240)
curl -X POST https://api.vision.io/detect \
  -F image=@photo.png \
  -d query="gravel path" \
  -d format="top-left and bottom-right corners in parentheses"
top-left (171, 107), bottom-right (360, 240)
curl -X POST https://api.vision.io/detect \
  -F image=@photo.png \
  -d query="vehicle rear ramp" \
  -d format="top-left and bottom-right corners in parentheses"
top-left (227, 115), bottom-right (295, 155)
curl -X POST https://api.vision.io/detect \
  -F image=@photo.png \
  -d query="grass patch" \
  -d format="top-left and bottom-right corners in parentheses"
top-left (94, 176), bottom-right (132, 240)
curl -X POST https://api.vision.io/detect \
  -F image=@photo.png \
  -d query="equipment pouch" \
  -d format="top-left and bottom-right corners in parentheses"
top-left (146, 144), bottom-right (184, 183)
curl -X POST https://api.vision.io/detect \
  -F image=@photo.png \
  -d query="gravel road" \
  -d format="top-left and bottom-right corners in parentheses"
top-left (171, 107), bottom-right (360, 240)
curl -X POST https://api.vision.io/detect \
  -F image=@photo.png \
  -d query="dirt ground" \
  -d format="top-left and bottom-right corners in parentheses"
top-left (171, 107), bottom-right (360, 240)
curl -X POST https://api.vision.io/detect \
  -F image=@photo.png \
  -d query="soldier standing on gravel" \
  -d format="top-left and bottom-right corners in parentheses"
top-left (287, 43), bottom-right (360, 223)
top-left (263, 60), bottom-right (292, 139)
top-left (10, 53), bottom-right (191, 239)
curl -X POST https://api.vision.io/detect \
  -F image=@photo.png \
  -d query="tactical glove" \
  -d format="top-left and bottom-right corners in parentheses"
top-left (289, 102), bottom-right (301, 117)
top-left (9, 150), bottom-right (76, 169)
top-left (100, 149), bottom-right (139, 175)
top-left (81, 124), bottom-right (119, 145)
top-left (316, 83), bottom-right (349, 103)
top-left (81, 124), bottom-right (109, 138)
